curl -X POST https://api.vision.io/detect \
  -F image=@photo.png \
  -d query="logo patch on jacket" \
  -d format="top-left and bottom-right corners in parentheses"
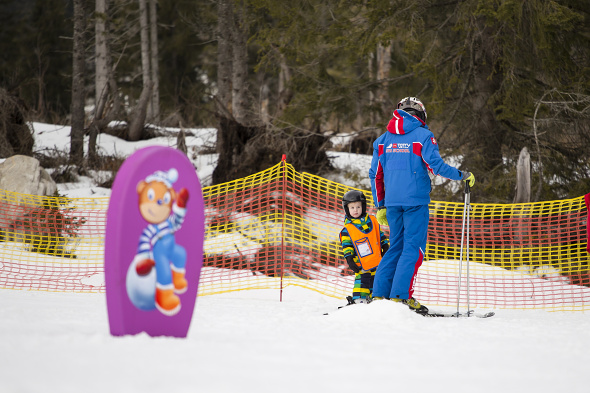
top-left (431, 137), bottom-right (437, 145)
top-left (386, 143), bottom-right (410, 153)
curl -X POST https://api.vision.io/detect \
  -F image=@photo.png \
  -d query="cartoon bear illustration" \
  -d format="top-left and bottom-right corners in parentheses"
top-left (126, 168), bottom-right (189, 316)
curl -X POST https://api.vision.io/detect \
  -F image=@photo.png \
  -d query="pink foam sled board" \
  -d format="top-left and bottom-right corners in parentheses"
top-left (105, 146), bottom-right (204, 337)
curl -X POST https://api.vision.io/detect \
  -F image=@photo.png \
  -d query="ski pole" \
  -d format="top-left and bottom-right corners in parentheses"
top-left (465, 182), bottom-right (471, 316)
top-left (456, 181), bottom-right (471, 316)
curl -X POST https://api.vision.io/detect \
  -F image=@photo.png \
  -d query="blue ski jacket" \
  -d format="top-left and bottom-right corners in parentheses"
top-left (369, 109), bottom-right (463, 207)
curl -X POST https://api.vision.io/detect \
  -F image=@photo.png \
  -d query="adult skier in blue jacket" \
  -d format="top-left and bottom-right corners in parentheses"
top-left (369, 97), bottom-right (475, 314)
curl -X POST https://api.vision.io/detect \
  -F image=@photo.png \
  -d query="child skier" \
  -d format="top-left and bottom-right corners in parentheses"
top-left (339, 190), bottom-right (389, 304)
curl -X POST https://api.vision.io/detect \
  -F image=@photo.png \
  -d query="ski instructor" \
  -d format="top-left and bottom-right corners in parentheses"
top-left (369, 97), bottom-right (475, 314)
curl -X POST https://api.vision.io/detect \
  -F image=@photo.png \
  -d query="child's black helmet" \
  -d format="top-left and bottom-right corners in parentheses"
top-left (397, 96), bottom-right (427, 122)
top-left (342, 190), bottom-right (367, 219)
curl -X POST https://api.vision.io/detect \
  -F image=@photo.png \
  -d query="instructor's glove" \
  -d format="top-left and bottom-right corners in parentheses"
top-left (462, 171), bottom-right (475, 187)
top-left (376, 207), bottom-right (388, 226)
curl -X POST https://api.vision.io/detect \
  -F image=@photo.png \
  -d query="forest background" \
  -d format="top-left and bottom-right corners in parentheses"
top-left (0, 0), bottom-right (589, 203)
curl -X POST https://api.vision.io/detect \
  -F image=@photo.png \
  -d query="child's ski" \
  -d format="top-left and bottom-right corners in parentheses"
top-left (422, 310), bottom-right (495, 318)
top-left (323, 296), bottom-right (366, 315)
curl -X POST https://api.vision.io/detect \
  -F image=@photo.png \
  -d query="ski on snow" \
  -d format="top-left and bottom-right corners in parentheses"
top-left (421, 310), bottom-right (495, 318)
top-left (323, 298), bottom-right (495, 318)
top-left (322, 296), bottom-right (363, 315)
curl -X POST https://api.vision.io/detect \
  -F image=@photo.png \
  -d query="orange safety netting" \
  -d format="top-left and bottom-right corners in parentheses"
top-left (1, 160), bottom-right (589, 311)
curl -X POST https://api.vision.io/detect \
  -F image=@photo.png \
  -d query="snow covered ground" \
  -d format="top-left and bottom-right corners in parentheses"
top-left (2, 287), bottom-right (590, 393)
top-left (1, 122), bottom-right (590, 393)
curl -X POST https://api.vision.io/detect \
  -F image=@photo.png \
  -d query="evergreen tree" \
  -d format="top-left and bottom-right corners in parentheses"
top-left (0, 0), bottom-right (73, 119)
top-left (0, 0), bottom-right (588, 201)
top-left (372, 0), bottom-right (589, 201)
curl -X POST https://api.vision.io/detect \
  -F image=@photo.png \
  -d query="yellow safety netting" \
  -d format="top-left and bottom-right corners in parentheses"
top-left (1, 160), bottom-right (589, 311)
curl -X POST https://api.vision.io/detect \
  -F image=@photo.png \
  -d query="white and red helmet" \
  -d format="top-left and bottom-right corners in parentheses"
top-left (397, 97), bottom-right (427, 122)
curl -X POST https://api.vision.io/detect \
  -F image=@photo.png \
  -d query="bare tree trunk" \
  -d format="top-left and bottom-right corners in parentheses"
top-left (368, 52), bottom-right (375, 124)
top-left (215, 0), bottom-right (234, 166)
top-left (95, 0), bottom-right (109, 120)
top-left (138, 0), bottom-right (152, 121)
top-left (149, 0), bottom-right (160, 123)
top-left (213, 0), bottom-right (257, 185)
top-left (232, 0), bottom-right (249, 124)
top-left (89, 12), bottom-right (122, 165)
top-left (89, 71), bottom-right (122, 164)
top-left (511, 147), bottom-right (531, 249)
top-left (259, 83), bottom-right (270, 124)
top-left (469, 21), bottom-right (504, 176)
top-left (532, 91), bottom-right (549, 202)
top-left (128, 80), bottom-right (153, 141)
top-left (176, 128), bottom-right (187, 155)
top-left (514, 147), bottom-right (531, 203)
top-left (276, 53), bottom-right (292, 118)
top-left (212, 116), bottom-right (253, 184)
top-left (34, 47), bottom-right (48, 118)
top-left (217, 0), bottom-right (233, 114)
top-left (71, 0), bottom-right (86, 165)
top-left (376, 42), bottom-right (392, 113)
top-left (91, 0), bottom-right (108, 166)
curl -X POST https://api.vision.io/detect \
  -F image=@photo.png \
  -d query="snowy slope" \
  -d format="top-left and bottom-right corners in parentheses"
top-left (1, 287), bottom-right (590, 393)
top-left (1, 122), bottom-right (590, 393)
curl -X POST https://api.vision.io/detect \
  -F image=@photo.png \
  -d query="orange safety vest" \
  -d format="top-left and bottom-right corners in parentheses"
top-left (344, 215), bottom-right (382, 271)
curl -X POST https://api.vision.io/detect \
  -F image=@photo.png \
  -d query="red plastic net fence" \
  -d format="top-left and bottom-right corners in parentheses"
top-left (1, 161), bottom-right (590, 311)
top-left (0, 190), bottom-right (106, 292)
top-left (421, 198), bottom-right (590, 311)
top-left (201, 160), bottom-right (590, 311)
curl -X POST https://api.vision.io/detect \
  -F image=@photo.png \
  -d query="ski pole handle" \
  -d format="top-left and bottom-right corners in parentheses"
top-left (461, 171), bottom-right (475, 192)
